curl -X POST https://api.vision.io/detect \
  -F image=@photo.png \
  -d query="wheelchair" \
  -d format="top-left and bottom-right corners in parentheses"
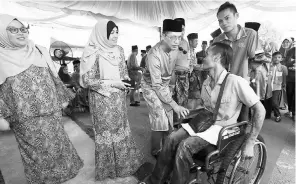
top-left (178, 114), bottom-right (267, 184)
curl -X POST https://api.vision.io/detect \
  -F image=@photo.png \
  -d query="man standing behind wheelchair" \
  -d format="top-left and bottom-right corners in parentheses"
top-left (139, 42), bottom-right (266, 184)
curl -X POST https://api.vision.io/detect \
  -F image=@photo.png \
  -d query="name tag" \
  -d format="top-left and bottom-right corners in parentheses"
top-left (276, 72), bottom-right (282, 76)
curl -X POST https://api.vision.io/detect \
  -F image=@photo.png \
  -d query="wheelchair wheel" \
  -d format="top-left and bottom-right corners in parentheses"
top-left (216, 135), bottom-right (267, 184)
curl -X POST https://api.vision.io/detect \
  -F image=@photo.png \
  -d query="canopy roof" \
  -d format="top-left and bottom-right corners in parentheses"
top-left (1, 0), bottom-right (295, 54)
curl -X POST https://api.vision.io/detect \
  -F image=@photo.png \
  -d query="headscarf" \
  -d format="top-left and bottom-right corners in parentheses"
top-left (279, 37), bottom-right (292, 58)
top-left (58, 65), bottom-right (71, 84)
top-left (0, 14), bottom-right (57, 85)
top-left (80, 19), bottom-right (121, 87)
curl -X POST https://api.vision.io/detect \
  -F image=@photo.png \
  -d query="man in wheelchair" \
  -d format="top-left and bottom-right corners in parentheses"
top-left (140, 42), bottom-right (266, 184)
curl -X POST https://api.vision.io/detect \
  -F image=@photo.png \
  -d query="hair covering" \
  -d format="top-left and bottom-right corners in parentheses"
top-left (58, 65), bottom-right (71, 83)
top-left (202, 41), bottom-right (208, 45)
top-left (107, 21), bottom-right (118, 40)
top-left (132, 45), bottom-right (138, 50)
top-left (245, 22), bottom-right (261, 32)
top-left (187, 33), bottom-right (198, 40)
top-left (80, 19), bottom-right (121, 87)
top-left (174, 18), bottom-right (185, 26)
top-left (146, 45), bottom-right (151, 50)
top-left (279, 37), bottom-right (293, 57)
top-left (0, 14), bottom-right (57, 85)
top-left (210, 28), bottom-right (222, 39)
top-left (163, 19), bottom-right (182, 32)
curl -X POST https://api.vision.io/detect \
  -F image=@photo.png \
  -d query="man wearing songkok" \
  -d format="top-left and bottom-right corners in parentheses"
top-left (187, 33), bottom-right (203, 110)
top-left (169, 18), bottom-right (191, 125)
top-left (246, 22), bottom-right (271, 103)
top-left (127, 45), bottom-right (141, 106)
top-left (196, 40), bottom-right (208, 62)
top-left (140, 45), bottom-right (152, 69)
top-left (142, 19), bottom-right (189, 158)
top-left (214, 1), bottom-right (260, 122)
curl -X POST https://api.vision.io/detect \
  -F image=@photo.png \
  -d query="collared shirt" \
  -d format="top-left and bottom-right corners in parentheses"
top-left (269, 63), bottom-right (288, 91)
top-left (201, 69), bottom-right (260, 127)
top-left (142, 42), bottom-right (178, 110)
top-left (170, 39), bottom-right (191, 71)
top-left (214, 25), bottom-right (259, 78)
top-left (127, 53), bottom-right (139, 70)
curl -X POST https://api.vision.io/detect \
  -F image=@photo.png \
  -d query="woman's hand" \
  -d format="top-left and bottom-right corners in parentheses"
top-left (0, 117), bottom-right (10, 131)
top-left (123, 76), bottom-right (131, 81)
top-left (111, 81), bottom-right (129, 90)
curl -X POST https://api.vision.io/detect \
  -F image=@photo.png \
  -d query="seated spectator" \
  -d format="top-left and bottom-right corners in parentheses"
top-left (58, 63), bottom-right (72, 87)
top-left (140, 42), bottom-right (265, 184)
top-left (70, 60), bottom-right (89, 112)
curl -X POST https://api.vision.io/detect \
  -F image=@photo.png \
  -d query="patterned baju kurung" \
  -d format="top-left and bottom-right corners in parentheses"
top-left (0, 65), bottom-right (83, 184)
top-left (81, 46), bottom-right (143, 181)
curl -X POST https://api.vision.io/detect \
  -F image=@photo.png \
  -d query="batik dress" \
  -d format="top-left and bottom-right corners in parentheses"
top-left (81, 46), bottom-right (143, 181)
top-left (0, 65), bottom-right (84, 184)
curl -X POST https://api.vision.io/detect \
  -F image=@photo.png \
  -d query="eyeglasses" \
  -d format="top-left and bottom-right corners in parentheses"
top-left (166, 35), bottom-right (182, 42)
top-left (6, 26), bottom-right (29, 34)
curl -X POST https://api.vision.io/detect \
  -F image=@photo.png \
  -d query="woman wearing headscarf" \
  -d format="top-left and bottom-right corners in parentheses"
top-left (279, 38), bottom-right (293, 64)
top-left (80, 19), bottom-right (143, 181)
top-left (0, 14), bottom-right (83, 184)
top-left (278, 38), bottom-right (292, 110)
top-left (58, 63), bottom-right (72, 85)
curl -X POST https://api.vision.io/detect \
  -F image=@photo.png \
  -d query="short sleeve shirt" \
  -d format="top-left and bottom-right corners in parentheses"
top-left (201, 70), bottom-right (260, 127)
top-left (214, 25), bottom-right (259, 79)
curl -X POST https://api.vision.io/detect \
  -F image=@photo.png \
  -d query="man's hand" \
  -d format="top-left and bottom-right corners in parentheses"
top-left (62, 102), bottom-right (69, 109)
top-left (173, 105), bottom-right (190, 119)
top-left (242, 140), bottom-right (255, 159)
top-left (76, 88), bottom-right (83, 94)
top-left (0, 117), bottom-right (10, 131)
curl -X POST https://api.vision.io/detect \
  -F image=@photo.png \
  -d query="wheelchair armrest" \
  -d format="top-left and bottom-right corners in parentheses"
top-left (216, 121), bottom-right (249, 151)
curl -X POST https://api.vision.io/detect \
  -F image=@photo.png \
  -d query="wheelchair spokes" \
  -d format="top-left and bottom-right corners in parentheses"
top-left (225, 140), bottom-right (266, 184)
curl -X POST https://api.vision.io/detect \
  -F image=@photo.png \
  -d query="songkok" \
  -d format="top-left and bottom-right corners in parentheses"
top-left (146, 45), bottom-right (152, 50)
top-left (163, 19), bottom-right (182, 32)
top-left (132, 45), bottom-right (138, 50)
top-left (202, 41), bottom-right (207, 45)
top-left (245, 22), bottom-right (261, 32)
top-left (141, 50), bottom-right (146, 53)
top-left (174, 18), bottom-right (185, 26)
top-left (187, 33), bottom-right (198, 40)
top-left (210, 28), bottom-right (222, 39)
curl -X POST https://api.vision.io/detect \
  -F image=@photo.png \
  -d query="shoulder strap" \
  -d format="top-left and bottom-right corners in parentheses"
top-left (212, 72), bottom-right (229, 121)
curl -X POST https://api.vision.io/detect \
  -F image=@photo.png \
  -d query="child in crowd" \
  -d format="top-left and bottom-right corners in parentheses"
top-left (267, 52), bottom-right (288, 122)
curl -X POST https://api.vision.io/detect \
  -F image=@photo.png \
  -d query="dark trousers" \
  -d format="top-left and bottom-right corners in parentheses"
top-left (151, 131), bottom-right (170, 156)
top-left (286, 82), bottom-right (295, 115)
top-left (263, 98), bottom-right (272, 118)
top-left (148, 128), bottom-right (209, 184)
top-left (0, 170), bottom-right (5, 184)
top-left (272, 90), bottom-right (282, 117)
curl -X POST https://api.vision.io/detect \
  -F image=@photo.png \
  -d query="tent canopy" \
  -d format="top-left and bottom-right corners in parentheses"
top-left (0, 0), bottom-right (295, 55)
